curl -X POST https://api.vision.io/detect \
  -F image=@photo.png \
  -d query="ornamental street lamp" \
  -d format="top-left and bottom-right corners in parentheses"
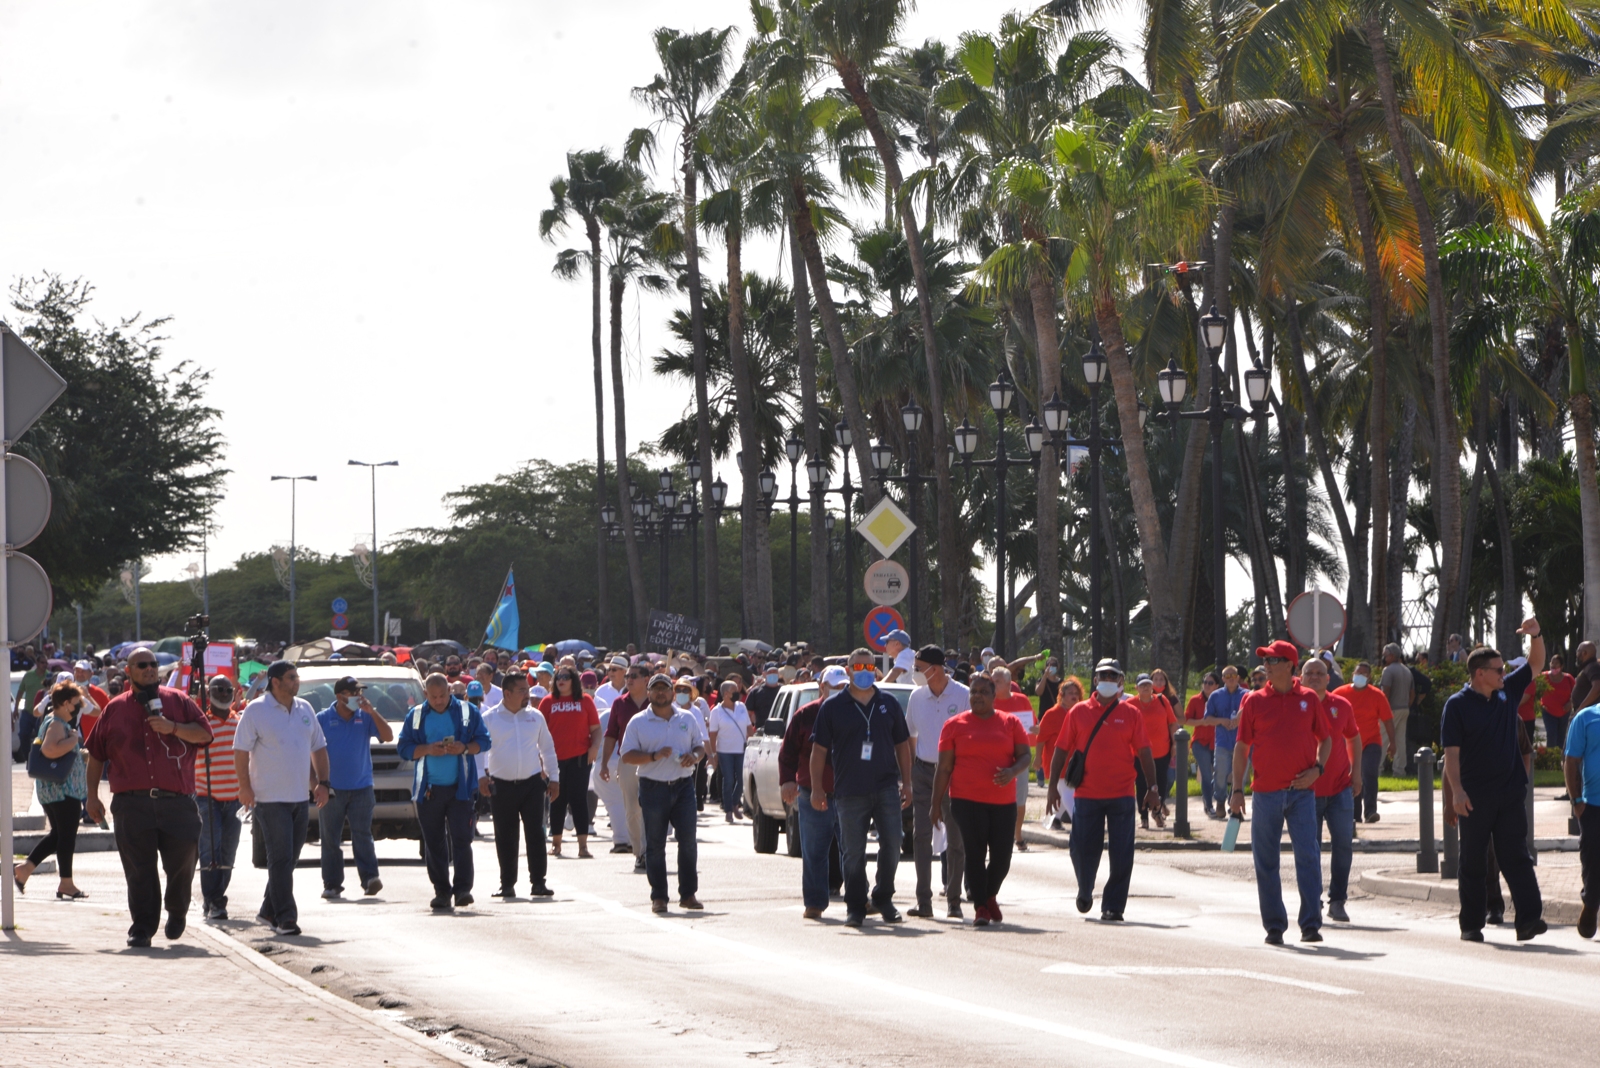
top-left (1156, 303), bottom-right (1271, 672)
top-left (813, 419), bottom-right (859, 647)
top-left (869, 399), bottom-right (936, 641)
top-left (824, 512), bottom-right (837, 649)
top-left (785, 433), bottom-right (803, 644)
top-left (685, 457), bottom-right (702, 619)
top-left (954, 366), bottom-right (1034, 655)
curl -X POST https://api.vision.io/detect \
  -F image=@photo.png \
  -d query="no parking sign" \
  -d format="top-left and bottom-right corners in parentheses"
top-left (862, 605), bottom-right (905, 652)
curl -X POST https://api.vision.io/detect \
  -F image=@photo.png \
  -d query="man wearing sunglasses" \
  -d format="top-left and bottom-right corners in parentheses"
top-left (1442, 619), bottom-right (1546, 943)
top-left (85, 651), bottom-right (213, 947)
top-left (1229, 641), bottom-right (1333, 946)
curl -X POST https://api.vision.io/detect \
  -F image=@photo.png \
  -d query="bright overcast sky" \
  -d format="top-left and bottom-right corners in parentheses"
top-left (1, 0), bottom-right (1141, 588)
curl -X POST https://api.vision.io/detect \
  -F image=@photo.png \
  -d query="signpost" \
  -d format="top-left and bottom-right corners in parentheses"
top-left (1285, 588), bottom-right (1346, 652)
top-left (2, 323), bottom-right (68, 932)
top-left (862, 605), bottom-right (905, 652)
top-left (863, 559), bottom-right (909, 606)
top-left (331, 612), bottom-right (350, 638)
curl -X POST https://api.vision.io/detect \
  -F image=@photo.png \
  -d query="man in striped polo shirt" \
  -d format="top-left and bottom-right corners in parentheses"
top-left (196, 675), bottom-right (243, 921)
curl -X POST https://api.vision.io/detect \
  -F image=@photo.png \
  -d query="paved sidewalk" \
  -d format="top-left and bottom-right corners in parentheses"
top-left (0, 892), bottom-right (492, 1068)
top-left (1359, 854), bottom-right (1590, 925)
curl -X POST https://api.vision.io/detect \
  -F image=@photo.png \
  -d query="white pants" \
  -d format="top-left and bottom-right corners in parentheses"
top-left (591, 756), bottom-right (628, 846)
top-left (619, 762), bottom-right (645, 855)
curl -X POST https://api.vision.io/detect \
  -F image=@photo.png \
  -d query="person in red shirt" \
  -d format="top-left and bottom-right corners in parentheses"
top-left (1333, 662), bottom-right (1394, 824)
top-left (539, 667), bottom-right (603, 859)
top-left (1230, 640), bottom-right (1334, 945)
top-left (1132, 674), bottom-right (1178, 830)
top-left (1045, 659), bottom-right (1162, 922)
top-left (1302, 657), bottom-right (1360, 922)
top-left (990, 667), bottom-right (1037, 851)
top-left (1184, 672), bottom-right (1221, 817)
top-left (1542, 654), bottom-right (1574, 756)
top-left (931, 673), bottom-right (1032, 927)
top-left (1037, 676), bottom-right (1083, 828)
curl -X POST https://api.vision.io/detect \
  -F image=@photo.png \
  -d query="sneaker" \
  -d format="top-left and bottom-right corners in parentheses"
top-left (1461, 929), bottom-right (1484, 942)
top-left (610, 843), bottom-right (632, 854)
top-left (844, 911), bottom-right (865, 928)
top-left (1516, 918), bottom-right (1548, 941)
top-left (363, 878), bottom-right (383, 897)
top-left (1300, 928), bottom-right (1323, 943)
top-left (987, 897), bottom-right (1003, 923)
top-left (430, 896), bottom-right (453, 912)
top-left (651, 900), bottom-right (668, 915)
top-left (164, 913), bottom-right (186, 940)
top-left (1328, 901), bottom-right (1350, 922)
top-left (321, 888), bottom-right (342, 900)
top-left (205, 903), bottom-right (229, 922)
top-left (973, 904), bottom-right (991, 927)
top-left (529, 885), bottom-right (555, 898)
top-left (273, 922), bottom-right (302, 937)
top-left (633, 859), bottom-right (647, 874)
top-left (1579, 902), bottom-right (1598, 940)
top-left (1265, 929), bottom-right (1285, 945)
top-left (947, 902), bottom-right (964, 919)
top-left (454, 893), bottom-right (474, 908)
top-left (879, 904), bottom-right (904, 924)
top-left (255, 911), bottom-right (275, 927)
top-left (803, 907), bottom-right (824, 920)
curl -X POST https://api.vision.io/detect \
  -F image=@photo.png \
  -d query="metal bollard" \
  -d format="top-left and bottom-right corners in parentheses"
top-left (1173, 727), bottom-right (1190, 839)
top-left (1526, 772), bottom-right (1538, 867)
top-left (1416, 748), bottom-right (1438, 874)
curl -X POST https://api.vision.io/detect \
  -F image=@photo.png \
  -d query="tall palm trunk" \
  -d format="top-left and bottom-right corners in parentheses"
top-left (1385, 397), bottom-right (1418, 644)
top-left (1365, 14), bottom-right (1460, 659)
top-left (589, 217), bottom-right (609, 643)
top-left (610, 275), bottom-right (649, 638)
top-left (682, 140), bottom-right (720, 648)
top-left (792, 220), bottom-right (829, 645)
top-left (1030, 269), bottom-right (1062, 658)
top-left (1484, 443), bottom-right (1519, 651)
top-left (792, 180), bottom-right (878, 504)
top-left (726, 218), bottom-right (774, 643)
top-left (835, 58), bottom-right (959, 648)
top-left (1554, 278), bottom-right (1600, 640)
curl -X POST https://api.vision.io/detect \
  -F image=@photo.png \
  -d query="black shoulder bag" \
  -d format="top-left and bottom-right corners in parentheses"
top-left (1063, 702), bottom-right (1119, 789)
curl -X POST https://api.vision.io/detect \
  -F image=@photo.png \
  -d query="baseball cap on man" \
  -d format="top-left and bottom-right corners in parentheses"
top-left (74, 659), bottom-right (94, 671)
top-left (1255, 639), bottom-right (1300, 666)
top-left (466, 681), bottom-right (485, 698)
top-left (915, 644), bottom-right (945, 666)
top-left (884, 629), bottom-right (912, 648)
top-left (648, 673), bottom-right (673, 688)
top-left (1093, 658), bottom-right (1124, 678)
top-left (333, 676), bottom-right (364, 694)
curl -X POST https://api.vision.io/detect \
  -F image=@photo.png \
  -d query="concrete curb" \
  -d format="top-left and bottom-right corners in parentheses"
top-left (1357, 869), bottom-right (1585, 926)
top-left (190, 921), bottom-right (502, 1068)
top-left (1020, 824), bottom-right (1582, 854)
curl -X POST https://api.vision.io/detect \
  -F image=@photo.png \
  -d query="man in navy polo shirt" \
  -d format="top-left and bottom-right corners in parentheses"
top-left (810, 647), bottom-right (912, 927)
top-left (316, 676), bottom-right (394, 900)
top-left (1442, 619), bottom-right (1546, 942)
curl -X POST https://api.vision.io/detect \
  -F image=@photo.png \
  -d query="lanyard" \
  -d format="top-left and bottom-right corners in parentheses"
top-left (852, 696), bottom-right (875, 731)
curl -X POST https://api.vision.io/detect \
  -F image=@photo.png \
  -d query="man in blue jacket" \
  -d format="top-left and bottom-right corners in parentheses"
top-left (398, 673), bottom-right (492, 911)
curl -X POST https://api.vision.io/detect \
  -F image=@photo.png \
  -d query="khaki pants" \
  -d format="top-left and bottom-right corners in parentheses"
top-left (911, 758), bottom-right (964, 910)
top-left (1388, 708), bottom-right (1410, 773)
top-left (619, 762), bottom-right (645, 856)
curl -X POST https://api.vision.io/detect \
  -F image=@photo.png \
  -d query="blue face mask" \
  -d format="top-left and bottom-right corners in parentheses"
top-left (852, 669), bottom-right (876, 689)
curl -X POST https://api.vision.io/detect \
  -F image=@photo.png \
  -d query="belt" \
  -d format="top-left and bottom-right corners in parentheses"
top-left (914, 757), bottom-right (939, 767)
top-left (135, 788), bottom-right (188, 799)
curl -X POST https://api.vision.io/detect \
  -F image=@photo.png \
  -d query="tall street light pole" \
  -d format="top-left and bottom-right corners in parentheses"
top-left (811, 421), bottom-right (858, 650)
top-left (349, 460), bottom-right (398, 646)
top-left (271, 474), bottom-right (317, 644)
top-left (954, 368), bottom-right (1033, 656)
top-left (1157, 304), bottom-right (1271, 672)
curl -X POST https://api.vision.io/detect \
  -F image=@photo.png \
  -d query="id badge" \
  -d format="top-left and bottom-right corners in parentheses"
top-left (860, 740), bottom-right (874, 761)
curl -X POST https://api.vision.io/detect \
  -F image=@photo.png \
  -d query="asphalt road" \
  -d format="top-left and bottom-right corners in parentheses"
top-left (62, 810), bottom-right (1600, 1068)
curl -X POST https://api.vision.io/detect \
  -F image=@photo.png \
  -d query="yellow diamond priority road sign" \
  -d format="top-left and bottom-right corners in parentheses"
top-left (856, 495), bottom-right (915, 559)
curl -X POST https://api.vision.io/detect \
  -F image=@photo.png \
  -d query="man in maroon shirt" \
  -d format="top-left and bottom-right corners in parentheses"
top-left (600, 665), bottom-right (651, 871)
top-left (779, 667), bottom-right (845, 919)
top-left (1230, 640), bottom-right (1334, 945)
top-left (85, 650), bottom-right (212, 948)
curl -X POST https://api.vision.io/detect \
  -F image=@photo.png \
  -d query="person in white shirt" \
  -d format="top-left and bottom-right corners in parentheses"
top-left (674, 677), bottom-right (713, 812)
top-left (474, 663), bottom-right (503, 709)
top-left (529, 663), bottom-right (554, 702)
top-left (479, 671), bottom-right (560, 898)
top-left (883, 630), bottom-right (916, 683)
top-left (590, 706), bottom-right (629, 852)
top-left (708, 681), bottom-right (753, 823)
top-left (904, 645), bottom-right (970, 918)
top-left (595, 657), bottom-right (628, 707)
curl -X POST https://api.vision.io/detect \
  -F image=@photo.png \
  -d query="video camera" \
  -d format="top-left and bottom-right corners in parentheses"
top-left (187, 614), bottom-right (210, 699)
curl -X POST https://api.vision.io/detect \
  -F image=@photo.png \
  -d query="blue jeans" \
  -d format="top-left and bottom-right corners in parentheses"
top-left (835, 784), bottom-right (903, 915)
top-left (196, 796), bottom-right (242, 908)
top-left (1070, 795), bottom-right (1135, 914)
top-left (797, 786), bottom-right (839, 911)
top-left (416, 790), bottom-right (475, 898)
top-left (319, 785), bottom-right (379, 891)
top-left (1315, 787), bottom-right (1355, 905)
top-left (1212, 745), bottom-right (1234, 812)
top-left (255, 801), bottom-right (309, 927)
top-left (1192, 744), bottom-right (1215, 813)
top-left (1543, 711), bottom-right (1570, 752)
top-left (639, 775), bottom-right (698, 902)
top-left (1251, 788), bottom-right (1323, 934)
top-left (717, 752), bottom-right (745, 815)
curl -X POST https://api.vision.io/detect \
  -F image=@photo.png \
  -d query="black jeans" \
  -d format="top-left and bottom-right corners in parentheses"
top-left (1580, 805), bottom-right (1600, 908)
top-left (27, 797), bottom-right (83, 878)
top-left (416, 789), bottom-right (475, 898)
top-left (1458, 786), bottom-right (1542, 932)
top-left (109, 792), bottom-right (201, 941)
top-left (949, 798), bottom-right (1016, 905)
top-left (490, 775), bottom-right (549, 892)
top-left (549, 756), bottom-right (593, 836)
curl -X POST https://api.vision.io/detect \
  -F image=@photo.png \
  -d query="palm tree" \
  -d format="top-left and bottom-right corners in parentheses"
top-left (540, 148), bottom-right (640, 643)
top-left (631, 26), bottom-right (735, 645)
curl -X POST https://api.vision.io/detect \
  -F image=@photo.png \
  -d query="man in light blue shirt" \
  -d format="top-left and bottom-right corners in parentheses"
top-left (620, 674), bottom-right (708, 914)
top-left (397, 674), bottom-right (492, 912)
top-left (1564, 702), bottom-right (1600, 939)
top-left (1199, 665), bottom-right (1247, 819)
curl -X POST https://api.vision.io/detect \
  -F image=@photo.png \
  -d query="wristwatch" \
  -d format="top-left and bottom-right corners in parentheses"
top-left (317, 780), bottom-right (330, 788)
top-left (1314, 763), bottom-right (1324, 774)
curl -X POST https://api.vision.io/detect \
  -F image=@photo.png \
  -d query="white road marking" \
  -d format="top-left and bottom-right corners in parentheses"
top-left (560, 887), bottom-right (1244, 1068)
top-left (1042, 962), bottom-right (1359, 996)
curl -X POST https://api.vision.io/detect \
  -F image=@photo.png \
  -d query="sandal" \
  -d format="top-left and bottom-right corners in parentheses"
top-left (57, 889), bottom-right (88, 900)
top-left (1015, 840), bottom-right (1029, 852)
top-left (550, 840), bottom-right (563, 857)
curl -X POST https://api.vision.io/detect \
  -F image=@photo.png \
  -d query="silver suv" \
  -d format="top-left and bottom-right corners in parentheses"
top-left (743, 681), bottom-right (915, 856)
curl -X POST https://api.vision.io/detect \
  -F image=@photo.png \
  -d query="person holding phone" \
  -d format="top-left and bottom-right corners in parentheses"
top-left (316, 675), bottom-right (394, 900)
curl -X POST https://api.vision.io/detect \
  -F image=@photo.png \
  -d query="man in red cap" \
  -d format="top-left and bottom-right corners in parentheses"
top-left (1229, 640), bottom-right (1334, 945)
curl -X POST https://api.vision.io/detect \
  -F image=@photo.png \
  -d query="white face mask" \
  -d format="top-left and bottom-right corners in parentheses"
top-left (765, 673), bottom-right (780, 686)
top-left (1352, 675), bottom-right (1368, 689)
top-left (674, 692), bottom-right (691, 707)
top-left (1096, 681), bottom-right (1122, 700)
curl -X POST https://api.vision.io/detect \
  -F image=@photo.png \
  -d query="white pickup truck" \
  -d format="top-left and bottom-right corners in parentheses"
top-left (742, 681), bottom-right (915, 856)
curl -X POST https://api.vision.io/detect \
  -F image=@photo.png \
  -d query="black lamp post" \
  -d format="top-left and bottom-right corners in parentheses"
top-left (785, 433), bottom-right (803, 644)
top-left (685, 457), bottom-right (702, 619)
top-left (954, 367), bottom-right (1033, 655)
top-left (600, 501), bottom-right (618, 645)
top-left (656, 470), bottom-right (680, 612)
top-left (823, 512), bottom-right (836, 649)
top-left (870, 400), bottom-right (936, 642)
top-left (812, 420), bottom-right (859, 650)
top-left (1156, 303), bottom-right (1271, 672)
top-left (1040, 341), bottom-right (1111, 663)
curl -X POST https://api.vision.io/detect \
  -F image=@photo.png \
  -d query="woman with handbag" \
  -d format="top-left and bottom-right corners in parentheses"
top-left (15, 681), bottom-right (91, 899)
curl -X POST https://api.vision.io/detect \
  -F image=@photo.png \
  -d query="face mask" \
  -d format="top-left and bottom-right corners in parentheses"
top-left (674, 692), bottom-right (691, 707)
top-left (1352, 675), bottom-right (1368, 689)
top-left (1096, 681), bottom-right (1122, 700)
top-left (766, 673), bottom-right (780, 686)
top-left (852, 669), bottom-right (876, 689)
top-left (342, 694), bottom-right (359, 709)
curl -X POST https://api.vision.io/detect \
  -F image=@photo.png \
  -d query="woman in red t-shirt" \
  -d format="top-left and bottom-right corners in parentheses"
top-left (1541, 654), bottom-right (1574, 752)
top-left (539, 667), bottom-right (602, 858)
top-left (1037, 676), bottom-right (1083, 829)
top-left (1133, 674), bottom-right (1177, 829)
top-left (931, 673), bottom-right (1032, 927)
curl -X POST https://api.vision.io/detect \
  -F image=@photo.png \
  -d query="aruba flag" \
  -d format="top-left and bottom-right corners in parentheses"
top-left (482, 567), bottom-right (519, 651)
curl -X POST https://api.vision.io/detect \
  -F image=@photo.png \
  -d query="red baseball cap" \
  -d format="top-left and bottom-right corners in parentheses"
top-left (1255, 639), bottom-right (1300, 666)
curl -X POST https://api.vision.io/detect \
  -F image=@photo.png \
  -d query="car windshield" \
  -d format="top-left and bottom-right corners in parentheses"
top-left (298, 675), bottom-right (424, 722)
